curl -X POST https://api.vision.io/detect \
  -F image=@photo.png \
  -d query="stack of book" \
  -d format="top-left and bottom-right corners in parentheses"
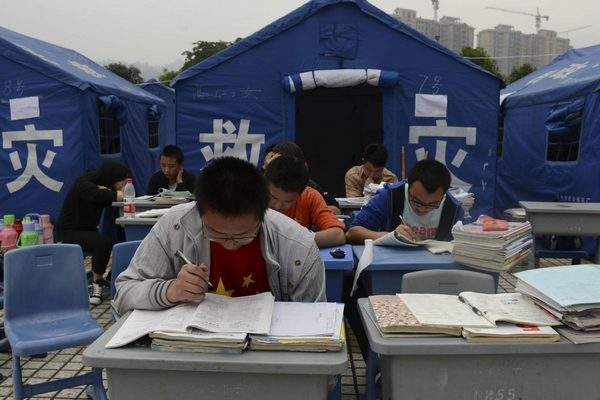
top-left (515, 264), bottom-right (600, 344)
top-left (366, 291), bottom-right (561, 343)
top-left (449, 187), bottom-right (475, 220)
top-left (249, 302), bottom-right (345, 352)
top-left (451, 216), bottom-right (533, 272)
top-left (153, 190), bottom-right (195, 205)
top-left (106, 292), bottom-right (345, 353)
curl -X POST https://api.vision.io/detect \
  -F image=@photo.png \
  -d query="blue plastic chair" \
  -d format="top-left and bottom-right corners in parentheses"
top-left (110, 240), bottom-right (142, 321)
top-left (3, 244), bottom-right (108, 400)
top-left (364, 269), bottom-right (496, 400)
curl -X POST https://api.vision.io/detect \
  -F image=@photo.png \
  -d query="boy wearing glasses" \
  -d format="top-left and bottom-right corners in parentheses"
top-left (345, 159), bottom-right (463, 244)
top-left (114, 156), bottom-right (326, 315)
top-left (343, 159), bottom-right (464, 363)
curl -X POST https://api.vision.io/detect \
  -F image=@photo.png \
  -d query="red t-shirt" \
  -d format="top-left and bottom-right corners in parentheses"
top-left (208, 234), bottom-right (270, 297)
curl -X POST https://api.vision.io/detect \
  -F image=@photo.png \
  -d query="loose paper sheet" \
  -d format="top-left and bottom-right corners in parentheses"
top-left (350, 239), bottom-right (373, 296)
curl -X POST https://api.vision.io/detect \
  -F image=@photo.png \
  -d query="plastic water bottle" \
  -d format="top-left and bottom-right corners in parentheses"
top-left (16, 220), bottom-right (39, 248)
top-left (123, 178), bottom-right (136, 218)
top-left (25, 214), bottom-right (44, 244)
top-left (40, 214), bottom-right (55, 244)
top-left (0, 214), bottom-right (18, 250)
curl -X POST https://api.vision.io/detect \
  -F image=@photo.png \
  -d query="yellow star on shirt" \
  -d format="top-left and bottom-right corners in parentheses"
top-left (242, 274), bottom-right (255, 288)
top-left (211, 278), bottom-right (235, 297)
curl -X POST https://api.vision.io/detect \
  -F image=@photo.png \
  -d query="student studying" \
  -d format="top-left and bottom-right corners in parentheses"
top-left (145, 145), bottom-right (196, 195)
top-left (114, 156), bottom-right (327, 316)
top-left (344, 159), bottom-right (465, 361)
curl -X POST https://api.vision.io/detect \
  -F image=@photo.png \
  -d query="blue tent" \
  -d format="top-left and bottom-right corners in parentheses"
top-left (172, 0), bottom-right (504, 219)
top-left (0, 26), bottom-right (166, 224)
top-left (497, 44), bottom-right (600, 217)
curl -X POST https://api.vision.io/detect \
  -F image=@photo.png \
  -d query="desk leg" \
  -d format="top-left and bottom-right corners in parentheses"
top-left (529, 234), bottom-right (538, 269)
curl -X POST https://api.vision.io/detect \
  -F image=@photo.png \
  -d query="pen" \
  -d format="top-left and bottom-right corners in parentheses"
top-left (176, 250), bottom-right (213, 287)
top-left (399, 215), bottom-right (407, 225)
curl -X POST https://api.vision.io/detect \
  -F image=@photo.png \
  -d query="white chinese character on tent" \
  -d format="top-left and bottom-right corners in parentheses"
top-left (2, 124), bottom-right (64, 193)
top-left (199, 119), bottom-right (265, 165)
top-left (409, 119), bottom-right (476, 192)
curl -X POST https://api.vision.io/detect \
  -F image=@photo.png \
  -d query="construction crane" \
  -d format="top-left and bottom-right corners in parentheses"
top-left (486, 6), bottom-right (549, 34)
top-left (432, 0), bottom-right (439, 22)
top-left (558, 25), bottom-right (592, 35)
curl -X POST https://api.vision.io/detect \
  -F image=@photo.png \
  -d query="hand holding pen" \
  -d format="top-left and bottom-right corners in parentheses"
top-left (395, 215), bottom-right (416, 241)
top-left (166, 250), bottom-right (212, 303)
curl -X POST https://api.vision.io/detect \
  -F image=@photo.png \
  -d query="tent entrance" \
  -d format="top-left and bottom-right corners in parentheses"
top-left (295, 83), bottom-right (383, 199)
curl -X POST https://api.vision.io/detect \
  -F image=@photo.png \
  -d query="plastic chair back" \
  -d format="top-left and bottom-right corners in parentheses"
top-left (111, 240), bottom-right (142, 300)
top-left (401, 269), bottom-right (496, 295)
top-left (5, 244), bottom-right (93, 326)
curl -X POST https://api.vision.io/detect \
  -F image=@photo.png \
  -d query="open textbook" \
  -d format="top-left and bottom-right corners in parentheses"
top-left (367, 295), bottom-right (461, 336)
top-left (372, 230), bottom-right (453, 254)
top-left (398, 292), bottom-right (561, 328)
top-left (106, 292), bottom-right (275, 348)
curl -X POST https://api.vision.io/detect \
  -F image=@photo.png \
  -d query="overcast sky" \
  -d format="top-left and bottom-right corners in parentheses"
top-left (2, 0), bottom-right (597, 67)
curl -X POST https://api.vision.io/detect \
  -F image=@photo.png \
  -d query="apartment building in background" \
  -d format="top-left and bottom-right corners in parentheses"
top-left (391, 8), bottom-right (474, 54)
top-left (478, 26), bottom-right (572, 76)
top-left (392, 8), bottom-right (572, 77)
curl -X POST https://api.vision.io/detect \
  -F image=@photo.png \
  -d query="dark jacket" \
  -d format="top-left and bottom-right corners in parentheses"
top-left (145, 169), bottom-right (196, 195)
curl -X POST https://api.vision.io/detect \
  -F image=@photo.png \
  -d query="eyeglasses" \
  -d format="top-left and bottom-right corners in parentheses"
top-left (408, 193), bottom-right (442, 210)
top-left (201, 223), bottom-right (260, 244)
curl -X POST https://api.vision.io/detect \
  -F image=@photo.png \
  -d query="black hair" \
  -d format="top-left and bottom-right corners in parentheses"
top-left (160, 145), bottom-right (185, 164)
top-left (363, 143), bottom-right (389, 167)
top-left (272, 142), bottom-right (305, 160)
top-left (195, 156), bottom-right (270, 221)
top-left (264, 155), bottom-right (309, 194)
top-left (76, 158), bottom-right (130, 188)
top-left (407, 159), bottom-right (452, 193)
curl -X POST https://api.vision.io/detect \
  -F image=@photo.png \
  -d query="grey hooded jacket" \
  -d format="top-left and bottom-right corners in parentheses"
top-left (114, 202), bottom-right (327, 315)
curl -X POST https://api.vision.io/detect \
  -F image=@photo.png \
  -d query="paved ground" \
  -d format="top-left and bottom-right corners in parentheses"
top-left (0, 258), bottom-right (575, 399)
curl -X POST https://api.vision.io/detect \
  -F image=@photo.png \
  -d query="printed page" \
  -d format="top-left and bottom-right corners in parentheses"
top-left (187, 292), bottom-right (275, 334)
top-left (105, 302), bottom-right (196, 348)
top-left (398, 293), bottom-right (494, 327)
top-left (373, 230), bottom-right (418, 247)
top-left (267, 302), bottom-right (337, 337)
top-left (458, 292), bottom-right (561, 326)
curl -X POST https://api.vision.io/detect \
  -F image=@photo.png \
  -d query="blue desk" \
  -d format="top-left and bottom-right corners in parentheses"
top-left (319, 245), bottom-right (353, 303)
top-left (353, 245), bottom-right (499, 295)
top-left (116, 216), bottom-right (156, 241)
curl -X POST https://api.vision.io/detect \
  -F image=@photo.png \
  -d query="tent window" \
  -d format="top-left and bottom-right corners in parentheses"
top-left (546, 123), bottom-right (581, 162)
top-left (545, 98), bottom-right (584, 163)
top-left (99, 106), bottom-right (121, 155)
top-left (148, 113), bottom-right (159, 149)
top-left (497, 113), bottom-right (505, 159)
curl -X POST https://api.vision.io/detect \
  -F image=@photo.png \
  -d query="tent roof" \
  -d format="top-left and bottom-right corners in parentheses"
top-left (172, 0), bottom-right (499, 86)
top-left (0, 25), bottom-right (165, 106)
top-left (502, 44), bottom-right (600, 108)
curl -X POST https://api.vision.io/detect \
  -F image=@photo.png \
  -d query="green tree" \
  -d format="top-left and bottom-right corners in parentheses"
top-left (506, 63), bottom-right (537, 84)
top-left (460, 47), bottom-right (505, 81)
top-left (157, 69), bottom-right (180, 86)
top-left (104, 62), bottom-right (144, 84)
top-left (181, 38), bottom-right (243, 71)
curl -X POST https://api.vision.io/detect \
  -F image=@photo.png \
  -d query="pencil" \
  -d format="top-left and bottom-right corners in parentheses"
top-left (176, 250), bottom-right (213, 287)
